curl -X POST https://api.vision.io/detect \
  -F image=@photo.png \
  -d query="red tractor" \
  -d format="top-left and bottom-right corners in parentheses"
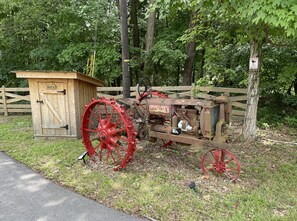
top-left (81, 84), bottom-right (241, 182)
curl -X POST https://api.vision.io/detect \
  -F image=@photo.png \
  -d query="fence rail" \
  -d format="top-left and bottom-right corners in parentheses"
top-left (0, 86), bottom-right (31, 116)
top-left (97, 85), bottom-right (247, 119)
top-left (1, 85), bottom-right (247, 119)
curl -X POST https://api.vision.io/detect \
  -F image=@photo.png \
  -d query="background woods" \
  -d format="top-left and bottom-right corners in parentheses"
top-left (0, 0), bottom-right (297, 134)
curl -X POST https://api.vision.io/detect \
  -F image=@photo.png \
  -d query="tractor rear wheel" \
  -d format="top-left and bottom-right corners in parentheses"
top-left (81, 97), bottom-right (136, 170)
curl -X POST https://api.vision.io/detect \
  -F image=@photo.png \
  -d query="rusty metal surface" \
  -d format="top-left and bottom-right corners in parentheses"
top-left (147, 98), bottom-right (173, 116)
top-left (171, 98), bottom-right (216, 107)
top-left (149, 131), bottom-right (230, 149)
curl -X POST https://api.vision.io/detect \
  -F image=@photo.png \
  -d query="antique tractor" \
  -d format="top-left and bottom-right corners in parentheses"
top-left (81, 85), bottom-right (241, 182)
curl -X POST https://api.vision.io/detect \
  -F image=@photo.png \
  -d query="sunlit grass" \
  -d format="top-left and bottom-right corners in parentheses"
top-left (0, 115), bottom-right (296, 220)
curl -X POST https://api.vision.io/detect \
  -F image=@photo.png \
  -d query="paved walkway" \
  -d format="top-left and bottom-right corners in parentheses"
top-left (0, 151), bottom-right (143, 221)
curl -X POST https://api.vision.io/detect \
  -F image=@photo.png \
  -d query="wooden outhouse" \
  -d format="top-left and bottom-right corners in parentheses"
top-left (15, 71), bottom-right (103, 139)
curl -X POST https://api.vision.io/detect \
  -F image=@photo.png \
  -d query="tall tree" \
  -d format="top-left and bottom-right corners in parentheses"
top-left (130, 0), bottom-right (140, 84)
top-left (145, 0), bottom-right (156, 53)
top-left (243, 37), bottom-right (264, 140)
top-left (119, 0), bottom-right (130, 98)
top-left (144, 0), bottom-right (156, 81)
top-left (236, 0), bottom-right (297, 140)
top-left (182, 12), bottom-right (197, 85)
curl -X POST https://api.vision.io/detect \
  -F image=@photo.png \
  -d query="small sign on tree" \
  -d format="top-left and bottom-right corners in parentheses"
top-left (249, 57), bottom-right (259, 70)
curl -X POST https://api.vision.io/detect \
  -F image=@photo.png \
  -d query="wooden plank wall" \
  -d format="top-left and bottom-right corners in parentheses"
top-left (1, 85), bottom-right (247, 119)
top-left (0, 86), bottom-right (31, 116)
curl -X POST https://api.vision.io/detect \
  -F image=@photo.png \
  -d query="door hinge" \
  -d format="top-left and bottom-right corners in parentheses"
top-left (60, 125), bottom-right (69, 130)
top-left (36, 100), bottom-right (43, 104)
top-left (57, 89), bottom-right (66, 95)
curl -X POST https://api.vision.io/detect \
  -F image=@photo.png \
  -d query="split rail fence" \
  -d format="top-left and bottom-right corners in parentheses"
top-left (0, 86), bottom-right (31, 116)
top-left (1, 85), bottom-right (247, 119)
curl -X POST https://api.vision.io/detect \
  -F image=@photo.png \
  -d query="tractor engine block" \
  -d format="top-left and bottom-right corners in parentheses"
top-left (144, 97), bottom-right (229, 140)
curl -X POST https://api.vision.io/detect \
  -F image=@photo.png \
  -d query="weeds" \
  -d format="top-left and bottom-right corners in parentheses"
top-left (0, 115), bottom-right (296, 220)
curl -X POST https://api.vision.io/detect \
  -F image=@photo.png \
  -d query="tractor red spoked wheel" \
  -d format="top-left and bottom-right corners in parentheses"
top-left (81, 97), bottom-right (136, 171)
top-left (201, 149), bottom-right (240, 182)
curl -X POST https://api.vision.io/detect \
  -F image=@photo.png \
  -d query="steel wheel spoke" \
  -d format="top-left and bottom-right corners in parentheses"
top-left (110, 152), bottom-right (118, 166)
top-left (108, 108), bottom-right (115, 121)
top-left (204, 159), bottom-right (214, 165)
top-left (220, 150), bottom-right (225, 162)
top-left (226, 167), bottom-right (238, 171)
top-left (225, 171), bottom-right (232, 179)
top-left (90, 109), bottom-right (99, 121)
top-left (112, 127), bottom-right (126, 135)
top-left (99, 148), bottom-right (103, 161)
top-left (114, 117), bottom-right (122, 127)
top-left (117, 136), bottom-right (128, 143)
top-left (224, 158), bottom-right (234, 165)
top-left (89, 118), bottom-right (95, 126)
top-left (115, 147), bottom-right (123, 161)
top-left (104, 103), bottom-right (108, 117)
top-left (96, 106), bottom-right (102, 122)
top-left (115, 143), bottom-right (127, 152)
top-left (84, 128), bottom-right (97, 132)
top-left (94, 143), bottom-right (100, 151)
top-left (106, 150), bottom-right (110, 165)
top-left (210, 151), bottom-right (216, 160)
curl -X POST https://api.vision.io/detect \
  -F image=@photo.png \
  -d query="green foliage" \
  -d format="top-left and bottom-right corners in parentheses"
top-left (258, 94), bottom-right (297, 128)
top-left (261, 44), bottom-right (297, 95)
top-left (0, 0), bottom-right (119, 86)
top-left (236, 0), bottom-right (297, 37)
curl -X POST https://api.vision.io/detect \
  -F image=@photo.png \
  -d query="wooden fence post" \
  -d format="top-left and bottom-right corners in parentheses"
top-left (224, 92), bottom-right (231, 125)
top-left (191, 83), bottom-right (196, 99)
top-left (1, 85), bottom-right (8, 116)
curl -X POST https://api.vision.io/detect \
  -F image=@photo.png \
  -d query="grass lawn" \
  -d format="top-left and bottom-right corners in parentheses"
top-left (0, 115), bottom-right (296, 220)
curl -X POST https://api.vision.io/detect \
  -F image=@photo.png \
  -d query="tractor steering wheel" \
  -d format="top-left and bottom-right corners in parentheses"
top-left (137, 78), bottom-right (150, 100)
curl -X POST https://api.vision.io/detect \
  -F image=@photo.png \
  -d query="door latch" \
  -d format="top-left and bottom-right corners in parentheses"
top-left (57, 89), bottom-right (66, 95)
top-left (60, 125), bottom-right (69, 130)
top-left (36, 100), bottom-right (44, 104)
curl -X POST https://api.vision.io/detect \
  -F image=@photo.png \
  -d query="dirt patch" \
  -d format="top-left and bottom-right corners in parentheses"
top-left (0, 116), bottom-right (12, 123)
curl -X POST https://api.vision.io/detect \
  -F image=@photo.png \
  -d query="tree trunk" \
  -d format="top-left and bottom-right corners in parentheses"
top-left (294, 78), bottom-right (297, 94)
top-left (130, 0), bottom-right (140, 84)
top-left (119, 0), bottom-right (130, 98)
top-left (144, 0), bottom-right (156, 79)
top-left (130, 0), bottom-right (140, 50)
top-left (182, 13), bottom-right (197, 86)
top-left (145, 0), bottom-right (156, 53)
top-left (200, 48), bottom-right (205, 78)
top-left (243, 39), bottom-right (262, 141)
top-left (183, 41), bottom-right (196, 85)
top-left (176, 65), bottom-right (180, 86)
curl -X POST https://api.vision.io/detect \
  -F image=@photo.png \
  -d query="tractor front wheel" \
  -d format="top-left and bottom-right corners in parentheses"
top-left (201, 149), bottom-right (241, 182)
top-left (81, 97), bottom-right (136, 170)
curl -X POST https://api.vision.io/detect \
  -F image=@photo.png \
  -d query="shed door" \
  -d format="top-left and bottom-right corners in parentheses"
top-left (38, 82), bottom-right (69, 136)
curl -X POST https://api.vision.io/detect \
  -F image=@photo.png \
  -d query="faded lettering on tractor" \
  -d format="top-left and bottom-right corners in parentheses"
top-left (149, 105), bottom-right (170, 114)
